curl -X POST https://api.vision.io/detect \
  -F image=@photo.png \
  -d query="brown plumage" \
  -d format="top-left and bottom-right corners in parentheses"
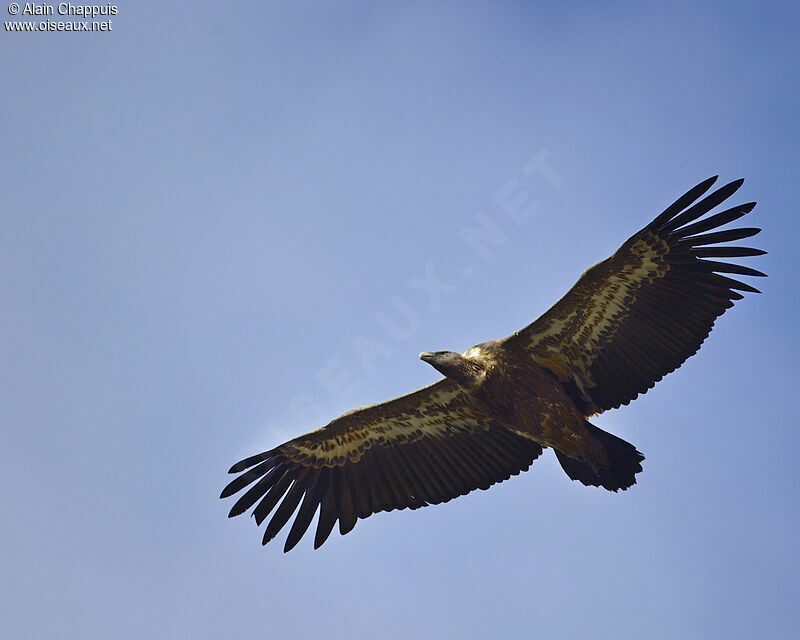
top-left (221, 176), bottom-right (765, 551)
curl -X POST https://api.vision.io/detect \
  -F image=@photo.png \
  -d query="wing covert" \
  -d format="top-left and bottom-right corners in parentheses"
top-left (503, 176), bottom-right (765, 414)
top-left (221, 378), bottom-right (543, 551)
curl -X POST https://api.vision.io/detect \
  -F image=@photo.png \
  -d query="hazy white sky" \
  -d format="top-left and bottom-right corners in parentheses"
top-left (2, 2), bottom-right (799, 638)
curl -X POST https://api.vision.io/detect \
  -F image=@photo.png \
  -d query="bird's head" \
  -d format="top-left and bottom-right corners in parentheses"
top-left (419, 350), bottom-right (486, 390)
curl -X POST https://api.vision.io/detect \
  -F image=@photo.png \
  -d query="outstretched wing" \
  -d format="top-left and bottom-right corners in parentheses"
top-left (503, 176), bottom-right (766, 415)
top-left (221, 378), bottom-right (543, 552)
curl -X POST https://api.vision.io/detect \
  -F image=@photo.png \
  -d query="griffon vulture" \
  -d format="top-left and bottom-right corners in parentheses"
top-left (221, 176), bottom-right (765, 551)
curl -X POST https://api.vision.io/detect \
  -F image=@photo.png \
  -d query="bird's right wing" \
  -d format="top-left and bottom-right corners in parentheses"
top-left (502, 176), bottom-right (765, 414)
top-left (221, 378), bottom-right (543, 552)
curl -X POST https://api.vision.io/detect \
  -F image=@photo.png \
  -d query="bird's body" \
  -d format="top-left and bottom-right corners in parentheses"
top-left (436, 344), bottom-right (598, 465)
top-left (222, 176), bottom-right (765, 551)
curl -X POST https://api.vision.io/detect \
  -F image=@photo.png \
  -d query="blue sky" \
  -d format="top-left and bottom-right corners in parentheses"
top-left (2, 2), bottom-right (799, 638)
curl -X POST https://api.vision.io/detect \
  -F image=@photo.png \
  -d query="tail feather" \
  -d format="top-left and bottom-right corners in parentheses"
top-left (555, 421), bottom-right (644, 492)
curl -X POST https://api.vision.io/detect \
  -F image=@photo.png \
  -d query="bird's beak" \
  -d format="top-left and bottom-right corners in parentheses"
top-left (419, 351), bottom-right (435, 362)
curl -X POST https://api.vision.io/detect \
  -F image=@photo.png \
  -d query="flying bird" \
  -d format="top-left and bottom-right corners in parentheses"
top-left (222, 176), bottom-right (765, 552)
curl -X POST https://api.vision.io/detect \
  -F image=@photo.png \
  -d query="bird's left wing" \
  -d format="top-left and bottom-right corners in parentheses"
top-left (502, 176), bottom-right (766, 415)
top-left (221, 378), bottom-right (543, 551)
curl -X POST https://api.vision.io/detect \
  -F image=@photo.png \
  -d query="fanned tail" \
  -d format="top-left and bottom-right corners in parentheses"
top-left (555, 421), bottom-right (644, 492)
